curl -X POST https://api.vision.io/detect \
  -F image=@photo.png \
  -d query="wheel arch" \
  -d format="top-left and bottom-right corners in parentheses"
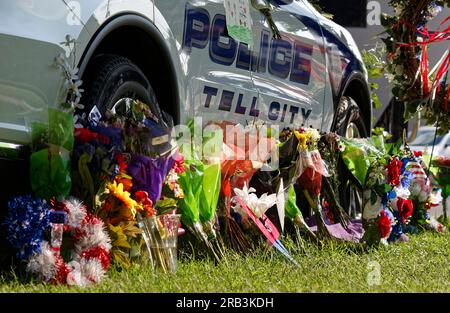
top-left (78, 14), bottom-right (180, 123)
top-left (337, 72), bottom-right (372, 134)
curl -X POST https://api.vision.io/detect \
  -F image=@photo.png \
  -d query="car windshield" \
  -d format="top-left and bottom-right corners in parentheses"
top-left (410, 131), bottom-right (444, 146)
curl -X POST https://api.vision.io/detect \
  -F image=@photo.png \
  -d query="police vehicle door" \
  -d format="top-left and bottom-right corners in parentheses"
top-left (249, 0), bottom-right (327, 129)
top-left (182, 1), bottom-right (259, 126)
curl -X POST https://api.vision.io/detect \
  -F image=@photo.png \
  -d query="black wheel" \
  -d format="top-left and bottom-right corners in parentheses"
top-left (333, 96), bottom-right (368, 219)
top-left (81, 54), bottom-right (163, 123)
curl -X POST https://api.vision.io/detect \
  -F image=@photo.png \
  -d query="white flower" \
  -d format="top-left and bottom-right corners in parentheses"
top-left (308, 128), bottom-right (321, 142)
top-left (234, 184), bottom-right (277, 218)
top-left (428, 190), bottom-right (443, 206)
top-left (394, 186), bottom-right (411, 199)
top-left (385, 73), bottom-right (395, 83)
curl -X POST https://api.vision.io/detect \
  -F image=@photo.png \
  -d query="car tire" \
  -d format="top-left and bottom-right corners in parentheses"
top-left (332, 96), bottom-right (368, 219)
top-left (81, 54), bottom-right (164, 123)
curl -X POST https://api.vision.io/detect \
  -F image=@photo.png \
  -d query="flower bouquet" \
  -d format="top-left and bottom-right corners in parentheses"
top-left (233, 184), bottom-right (300, 267)
top-left (175, 120), bottom-right (225, 261)
top-left (405, 151), bottom-right (446, 232)
top-left (250, 127), bottom-right (333, 240)
top-left (356, 134), bottom-right (444, 245)
top-left (214, 121), bottom-right (277, 252)
top-left (289, 128), bottom-right (331, 239)
top-left (177, 159), bottom-right (224, 262)
top-left (71, 99), bottom-right (184, 270)
top-left (429, 156), bottom-right (450, 221)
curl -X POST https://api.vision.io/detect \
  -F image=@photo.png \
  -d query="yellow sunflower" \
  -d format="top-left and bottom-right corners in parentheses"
top-left (107, 181), bottom-right (141, 217)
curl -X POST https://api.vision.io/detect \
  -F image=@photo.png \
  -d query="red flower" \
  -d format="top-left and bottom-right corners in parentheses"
top-left (386, 157), bottom-right (402, 186)
top-left (74, 128), bottom-right (110, 145)
top-left (134, 191), bottom-right (149, 202)
top-left (377, 210), bottom-right (392, 239)
top-left (173, 153), bottom-right (186, 174)
top-left (397, 198), bottom-right (413, 223)
top-left (413, 151), bottom-right (423, 158)
top-left (298, 167), bottom-right (322, 196)
top-left (115, 153), bottom-right (128, 172)
top-left (116, 177), bottom-right (133, 191)
top-left (135, 191), bottom-right (156, 217)
top-left (103, 200), bottom-right (112, 212)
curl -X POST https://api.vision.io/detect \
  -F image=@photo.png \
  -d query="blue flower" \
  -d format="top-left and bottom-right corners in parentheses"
top-left (388, 189), bottom-right (397, 200)
top-left (401, 158), bottom-right (409, 174)
top-left (388, 211), bottom-right (403, 242)
top-left (401, 171), bottom-right (414, 189)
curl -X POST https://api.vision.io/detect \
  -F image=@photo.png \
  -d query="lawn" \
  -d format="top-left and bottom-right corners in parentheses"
top-left (0, 232), bottom-right (449, 293)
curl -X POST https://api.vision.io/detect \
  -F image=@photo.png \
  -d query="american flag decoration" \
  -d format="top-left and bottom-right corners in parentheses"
top-left (407, 159), bottom-right (433, 202)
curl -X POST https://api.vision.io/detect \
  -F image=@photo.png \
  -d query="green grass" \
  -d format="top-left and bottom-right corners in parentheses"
top-left (0, 232), bottom-right (449, 293)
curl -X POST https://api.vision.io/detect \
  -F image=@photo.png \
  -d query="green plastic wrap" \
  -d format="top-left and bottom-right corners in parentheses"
top-left (340, 137), bottom-right (384, 186)
top-left (285, 185), bottom-right (301, 220)
top-left (29, 108), bottom-right (74, 200)
top-left (177, 161), bottom-right (204, 227)
top-left (48, 108), bottom-right (74, 151)
top-left (199, 163), bottom-right (221, 223)
top-left (30, 146), bottom-right (72, 200)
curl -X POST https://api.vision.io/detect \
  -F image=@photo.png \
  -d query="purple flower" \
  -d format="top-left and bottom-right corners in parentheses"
top-left (127, 154), bottom-right (175, 203)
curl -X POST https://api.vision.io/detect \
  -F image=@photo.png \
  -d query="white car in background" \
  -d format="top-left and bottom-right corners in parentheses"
top-left (409, 126), bottom-right (450, 157)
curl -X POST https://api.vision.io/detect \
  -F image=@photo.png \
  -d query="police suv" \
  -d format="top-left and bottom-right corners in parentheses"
top-left (0, 0), bottom-right (371, 147)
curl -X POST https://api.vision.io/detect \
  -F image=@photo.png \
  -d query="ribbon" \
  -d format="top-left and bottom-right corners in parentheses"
top-left (392, 17), bottom-right (450, 101)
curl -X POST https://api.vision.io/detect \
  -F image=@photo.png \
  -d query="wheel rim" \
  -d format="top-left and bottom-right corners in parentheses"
top-left (345, 122), bottom-right (361, 139)
top-left (345, 122), bottom-right (363, 219)
top-left (111, 97), bottom-right (134, 115)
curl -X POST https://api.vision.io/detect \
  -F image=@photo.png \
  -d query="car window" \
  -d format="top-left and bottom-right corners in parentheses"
top-left (410, 131), bottom-right (444, 145)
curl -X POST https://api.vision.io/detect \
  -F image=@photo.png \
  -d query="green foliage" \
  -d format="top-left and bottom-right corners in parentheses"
top-left (362, 46), bottom-right (387, 109)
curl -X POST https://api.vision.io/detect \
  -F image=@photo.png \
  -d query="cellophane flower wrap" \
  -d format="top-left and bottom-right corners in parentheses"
top-left (294, 128), bottom-right (330, 195)
top-left (29, 108), bottom-right (74, 200)
top-left (176, 120), bottom-right (225, 261)
top-left (71, 99), bottom-right (182, 269)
